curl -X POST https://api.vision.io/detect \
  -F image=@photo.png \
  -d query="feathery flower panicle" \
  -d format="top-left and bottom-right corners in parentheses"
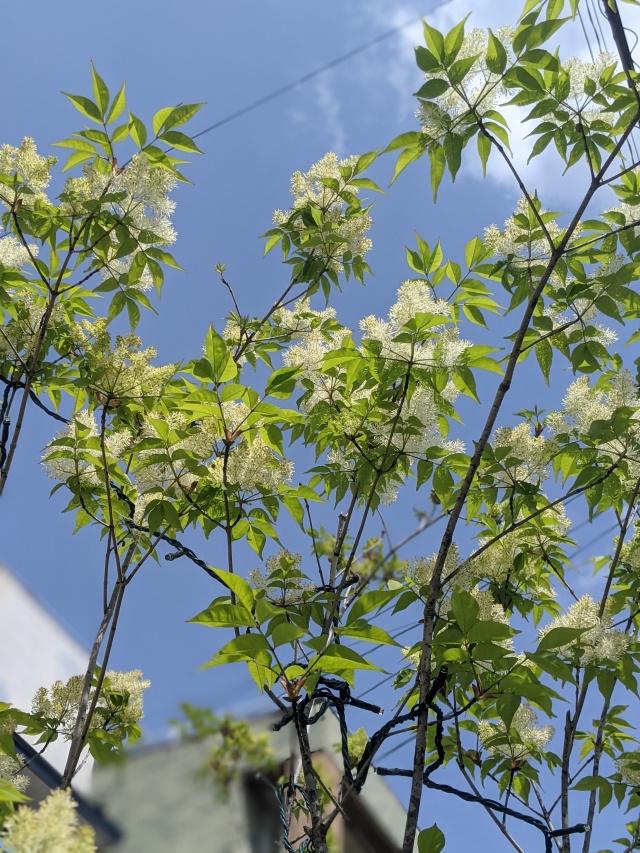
top-left (274, 297), bottom-right (338, 338)
top-left (538, 594), bottom-right (629, 665)
top-left (210, 435), bottom-right (294, 492)
top-left (0, 292), bottom-right (65, 363)
top-left (478, 704), bottom-right (554, 763)
top-left (62, 152), bottom-right (177, 291)
top-left (1, 788), bottom-right (96, 853)
top-left (283, 328), bottom-right (355, 411)
top-left (0, 137), bottom-right (57, 207)
top-left (417, 27), bottom-right (514, 142)
top-left (0, 754), bottom-right (29, 794)
top-left (410, 543), bottom-right (467, 592)
top-left (548, 371), bottom-right (640, 477)
top-left (483, 197), bottom-right (565, 266)
top-left (41, 410), bottom-right (133, 486)
top-left (491, 422), bottom-right (556, 486)
top-left (41, 410), bottom-right (102, 486)
top-left (538, 52), bottom-right (615, 127)
top-left (273, 152), bottom-right (372, 273)
top-left (70, 318), bottom-right (176, 402)
top-left (31, 670), bottom-right (150, 740)
top-left (616, 751), bottom-right (640, 786)
top-left (0, 236), bottom-right (38, 270)
top-left (249, 549), bottom-right (315, 605)
top-left (467, 503), bottom-right (570, 595)
top-left (361, 280), bottom-right (471, 372)
top-left (619, 522), bottom-right (640, 570)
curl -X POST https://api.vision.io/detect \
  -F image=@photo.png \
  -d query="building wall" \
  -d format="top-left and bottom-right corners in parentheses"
top-left (0, 565), bottom-right (93, 791)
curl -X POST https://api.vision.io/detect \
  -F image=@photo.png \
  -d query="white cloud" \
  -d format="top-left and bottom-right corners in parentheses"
top-left (313, 71), bottom-right (348, 155)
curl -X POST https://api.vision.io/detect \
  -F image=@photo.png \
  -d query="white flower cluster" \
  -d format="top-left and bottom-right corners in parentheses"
top-left (31, 670), bottom-right (150, 740)
top-left (1, 788), bottom-right (96, 853)
top-left (548, 372), bottom-right (640, 476)
top-left (210, 435), bottom-right (294, 492)
top-left (41, 410), bottom-right (133, 486)
top-left (0, 235), bottom-right (38, 270)
top-left (483, 197), bottom-right (563, 266)
top-left (616, 751), bottom-right (640, 786)
top-left (0, 753), bottom-right (29, 794)
top-left (249, 549), bottom-right (315, 605)
top-left (619, 522), bottom-right (640, 570)
top-left (275, 297), bottom-right (337, 336)
top-left (361, 280), bottom-right (469, 370)
top-left (417, 27), bottom-right (514, 141)
top-left (538, 594), bottom-right (629, 665)
top-left (64, 153), bottom-right (177, 291)
top-left (491, 422), bottom-right (555, 486)
top-left (134, 402), bottom-right (294, 496)
top-left (0, 137), bottom-right (57, 207)
top-left (273, 152), bottom-right (372, 273)
top-left (282, 328), bottom-right (353, 411)
top-left (467, 503), bottom-right (571, 595)
top-left (478, 704), bottom-right (554, 763)
top-left (410, 543), bottom-right (466, 592)
top-left (71, 318), bottom-right (176, 402)
top-left (539, 53), bottom-right (615, 127)
top-left (0, 292), bottom-right (65, 363)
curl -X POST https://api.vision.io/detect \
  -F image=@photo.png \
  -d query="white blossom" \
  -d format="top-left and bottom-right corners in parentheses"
top-left (0, 753), bottom-right (29, 794)
top-left (0, 236), bottom-right (37, 269)
top-left (478, 704), bottom-right (554, 763)
top-left (616, 751), bottom-right (640, 786)
top-left (491, 422), bottom-right (555, 486)
top-left (210, 435), bottom-right (294, 492)
top-left (1, 789), bottom-right (96, 853)
top-left (273, 152), bottom-right (372, 273)
top-left (483, 197), bottom-right (564, 266)
top-left (31, 670), bottom-right (150, 740)
top-left (538, 594), bottom-right (629, 665)
top-left (417, 28), bottom-right (514, 141)
top-left (249, 549), bottom-right (315, 605)
top-left (0, 137), bottom-right (57, 207)
top-left (467, 503), bottom-right (570, 595)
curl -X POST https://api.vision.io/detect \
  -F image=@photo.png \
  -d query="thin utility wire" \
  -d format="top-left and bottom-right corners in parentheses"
top-left (191, 2), bottom-right (452, 142)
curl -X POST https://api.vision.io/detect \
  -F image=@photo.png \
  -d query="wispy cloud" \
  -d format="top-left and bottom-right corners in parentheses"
top-left (313, 71), bottom-right (347, 155)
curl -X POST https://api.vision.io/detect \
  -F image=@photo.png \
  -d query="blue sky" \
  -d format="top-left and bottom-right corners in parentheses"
top-left (2, 0), bottom-right (638, 847)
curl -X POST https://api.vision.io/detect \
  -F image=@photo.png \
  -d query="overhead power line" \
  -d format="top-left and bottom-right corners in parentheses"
top-left (192, 1), bottom-right (452, 142)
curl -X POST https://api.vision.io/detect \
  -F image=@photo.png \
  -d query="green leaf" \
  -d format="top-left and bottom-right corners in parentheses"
top-left (422, 21), bottom-right (445, 60)
top-left (188, 603), bottom-right (255, 628)
top-left (204, 325), bottom-right (237, 383)
top-left (129, 113), bottom-right (147, 148)
top-left (204, 634), bottom-right (271, 667)
top-left (418, 824), bottom-right (446, 853)
top-left (535, 337), bottom-right (553, 383)
top-left (537, 626), bottom-right (589, 652)
top-left (347, 590), bottom-right (398, 622)
top-left (91, 63), bottom-right (110, 116)
top-left (415, 46), bottom-right (442, 74)
top-left (486, 29), bottom-right (508, 74)
top-left (415, 79), bottom-right (450, 99)
top-left (338, 621), bottom-right (399, 646)
top-left (477, 133), bottom-right (492, 176)
top-left (0, 777), bottom-right (30, 804)
top-left (155, 103), bottom-right (204, 133)
top-left (159, 130), bottom-right (203, 153)
top-left (52, 137), bottom-right (98, 153)
top-left (106, 83), bottom-right (126, 124)
top-left (429, 143), bottom-right (446, 201)
top-left (211, 567), bottom-right (255, 612)
top-left (265, 366), bottom-right (299, 399)
top-left (62, 92), bottom-right (102, 122)
top-left (310, 643), bottom-right (383, 674)
top-left (450, 589), bottom-right (480, 635)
